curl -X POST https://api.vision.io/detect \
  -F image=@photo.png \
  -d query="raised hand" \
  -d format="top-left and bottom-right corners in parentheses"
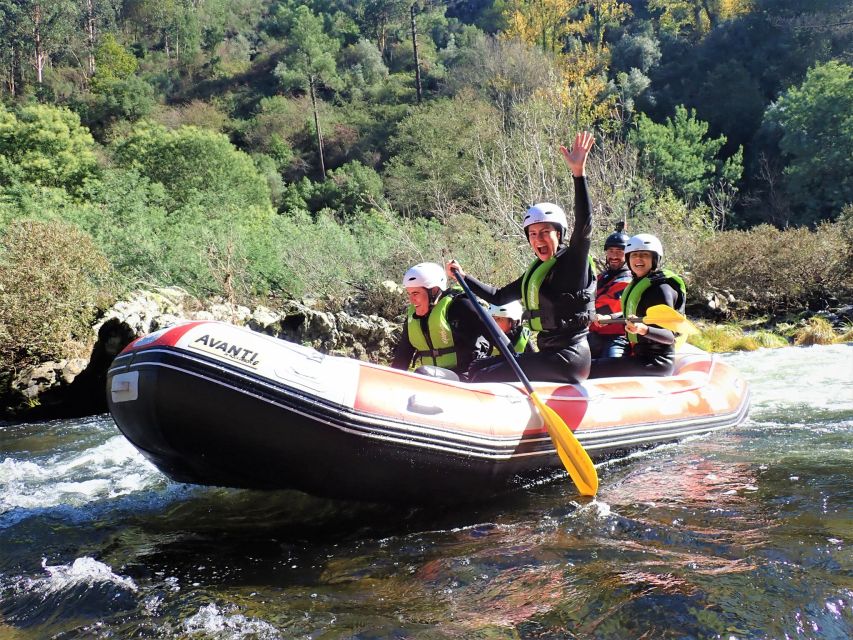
top-left (559, 131), bottom-right (595, 178)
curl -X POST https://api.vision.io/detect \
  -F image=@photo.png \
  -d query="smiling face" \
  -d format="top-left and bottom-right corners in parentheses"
top-left (406, 287), bottom-right (432, 316)
top-left (604, 246), bottom-right (625, 270)
top-left (526, 222), bottom-right (560, 261)
top-left (628, 250), bottom-right (654, 278)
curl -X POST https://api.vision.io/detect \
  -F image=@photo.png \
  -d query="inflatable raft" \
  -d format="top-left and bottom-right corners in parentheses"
top-left (107, 321), bottom-right (750, 504)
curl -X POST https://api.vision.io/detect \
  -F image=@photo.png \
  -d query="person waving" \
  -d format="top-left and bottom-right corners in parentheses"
top-left (447, 131), bottom-right (596, 384)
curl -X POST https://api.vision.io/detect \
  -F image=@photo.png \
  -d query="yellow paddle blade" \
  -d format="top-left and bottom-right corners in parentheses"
top-left (529, 391), bottom-right (598, 496)
top-left (643, 305), bottom-right (700, 335)
top-left (674, 332), bottom-right (690, 352)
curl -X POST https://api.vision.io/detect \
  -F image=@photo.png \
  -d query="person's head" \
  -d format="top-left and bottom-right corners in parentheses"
top-left (403, 262), bottom-right (447, 316)
top-left (603, 226), bottom-right (630, 271)
top-left (624, 234), bottom-right (663, 279)
top-left (523, 203), bottom-right (567, 261)
top-left (489, 301), bottom-right (524, 334)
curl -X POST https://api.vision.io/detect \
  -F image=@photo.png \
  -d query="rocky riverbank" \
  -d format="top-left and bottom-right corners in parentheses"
top-left (2, 284), bottom-right (405, 422)
top-left (2, 283), bottom-right (850, 423)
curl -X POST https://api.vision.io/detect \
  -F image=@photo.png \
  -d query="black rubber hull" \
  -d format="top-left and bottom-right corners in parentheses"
top-left (108, 348), bottom-right (566, 504)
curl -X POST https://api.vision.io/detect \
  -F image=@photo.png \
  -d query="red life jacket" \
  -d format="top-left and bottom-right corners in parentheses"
top-left (590, 265), bottom-right (632, 336)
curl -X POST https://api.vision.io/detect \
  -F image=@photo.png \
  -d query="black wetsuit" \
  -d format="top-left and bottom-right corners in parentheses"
top-left (463, 176), bottom-right (594, 384)
top-left (588, 274), bottom-right (684, 378)
top-left (391, 291), bottom-right (487, 376)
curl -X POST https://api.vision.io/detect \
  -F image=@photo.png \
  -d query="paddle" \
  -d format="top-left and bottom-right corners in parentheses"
top-left (597, 304), bottom-right (699, 335)
top-left (452, 268), bottom-right (598, 497)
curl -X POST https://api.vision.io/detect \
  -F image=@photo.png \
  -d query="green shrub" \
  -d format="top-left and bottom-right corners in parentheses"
top-left (688, 323), bottom-right (788, 352)
top-left (0, 220), bottom-right (113, 371)
top-left (688, 323), bottom-right (744, 352)
top-left (0, 103), bottom-right (98, 195)
top-left (687, 222), bottom-right (852, 315)
top-left (749, 330), bottom-right (790, 349)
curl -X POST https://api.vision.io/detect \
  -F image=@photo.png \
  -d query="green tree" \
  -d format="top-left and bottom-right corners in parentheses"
top-left (355, 0), bottom-right (410, 57)
top-left (0, 1), bottom-right (26, 95)
top-left (763, 60), bottom-right (853, 224)
top-left (82, 75), bottom-right (155, 137)
top-left (274, 5), bottom-right (341, 179)
top-left (384, 95), bottom-right (500, 217)
top-left (81, 0), bottom-right (123, 77)
top-left (110, 122), bottom-right (272, 216)
top-left (311, 160), bottom-right (387, 219)
top-left (91, 33), bottom-right (138, 87)
top-left (18, 0), bottom-right (79, 84)
top-left (0, 103), bottom-right (98, 193)
top-left (630, 104), bottom-right (742, 204)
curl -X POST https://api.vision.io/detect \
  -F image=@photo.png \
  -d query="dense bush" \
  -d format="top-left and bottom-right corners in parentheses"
top-left (687, 222), bottom-right (852, 315)
top-left (0, 104), bottom-right (98, 194)
top-left (0, 220), bottom-right (113, 371)
top-left (110, 123), bottom-right (273, 216)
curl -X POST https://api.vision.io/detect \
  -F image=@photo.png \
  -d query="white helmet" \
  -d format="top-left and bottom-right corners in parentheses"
top-left (403, 262), bottom-right (447, 290)
top-left (522, 202), bottom-right (568, 240)
top-left (489, 300), bottom-right (524, 322)
top-left (624, 233), bottom-right (663, 259)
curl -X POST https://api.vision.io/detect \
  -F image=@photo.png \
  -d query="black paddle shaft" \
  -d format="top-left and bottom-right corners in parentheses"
top-left (452, 269), bottom-right (535, 394)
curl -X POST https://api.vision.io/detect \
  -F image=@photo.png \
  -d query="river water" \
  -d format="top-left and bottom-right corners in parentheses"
top-left (1, 344), bottom-right (851, 639)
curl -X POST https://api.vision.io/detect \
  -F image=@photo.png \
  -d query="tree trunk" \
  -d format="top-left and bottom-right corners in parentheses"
top-left (12, 45), bottom-right (22, 95)
top-left (309, 74), bottom-right (326, 179)
top-left (410, 3), bottom-right (422, 104)
top-left (85, 0), bottom-right (96, 75)
top-left (33, 3), bottom-right (44, 83)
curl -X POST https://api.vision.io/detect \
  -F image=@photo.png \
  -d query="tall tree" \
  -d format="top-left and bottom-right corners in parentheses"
top-left (13, 0), bottom-right (78, 84)
top-left (630, 104), bottom-right (742, 204)
top-left (410, 2), bottom-right (422, 103)
top-left (586, 0), bottom-right (632, 48)
top-left (502, 0), bottom-right (583, 55)
top-left (0, 1), bottom-right (25, 95)
top-left (649, 0), bottom-right (753, 39)
top-left (80, 0), bottom-right (121, 77)
top-left (763, 60), bottom-right (853, 225)
top-left (356, 0), bottom-right (409, 58)
top-left (274, 5), bottom-right (341, 179)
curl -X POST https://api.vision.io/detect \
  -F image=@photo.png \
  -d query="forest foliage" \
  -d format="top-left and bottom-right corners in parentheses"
top-left (1, 0), bottom-right (852, 369)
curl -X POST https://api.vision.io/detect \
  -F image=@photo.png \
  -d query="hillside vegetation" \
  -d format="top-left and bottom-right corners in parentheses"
top-left (1, 0), bottom-right (852, 371)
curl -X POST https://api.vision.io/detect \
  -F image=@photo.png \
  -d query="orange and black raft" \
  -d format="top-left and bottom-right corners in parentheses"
top-left (107, 321), bottom-right (750, 505)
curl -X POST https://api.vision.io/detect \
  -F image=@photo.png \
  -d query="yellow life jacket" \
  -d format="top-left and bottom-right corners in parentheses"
top-left (520, 256), bottom-right (596, 332)
top-left (622, 269), bottom-right (687, 344)
top-left (406, 294), bottom-right (458, 369)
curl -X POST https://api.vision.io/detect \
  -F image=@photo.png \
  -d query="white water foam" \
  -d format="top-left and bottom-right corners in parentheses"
top-left (722, 344), bottom-right (853, 414)
top-left (9, 557), bottom-right (139, 596)
top-left (183, 603), bottom-right (281, 639)
top-left (0, 435), bottom-right (162, 514)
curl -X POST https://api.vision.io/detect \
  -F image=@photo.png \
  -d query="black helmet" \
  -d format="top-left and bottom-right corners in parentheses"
top-left (604, 221), bottom-right (629, 250)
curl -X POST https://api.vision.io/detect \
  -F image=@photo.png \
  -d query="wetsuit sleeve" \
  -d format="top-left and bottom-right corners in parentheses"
top-left (463, 274), bottom-right (524, 305)
top-left (391, 330), bottom-right (416, 369)
top-left (642, 284), bottom-right (680, 345)
top-left (448, 296), bottom-right (489, 341)
top-left (551, 176), bottom-right (593, 293)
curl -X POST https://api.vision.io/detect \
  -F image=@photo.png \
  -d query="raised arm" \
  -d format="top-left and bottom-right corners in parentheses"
top-left (559, 131), bottom-right (595, 178)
